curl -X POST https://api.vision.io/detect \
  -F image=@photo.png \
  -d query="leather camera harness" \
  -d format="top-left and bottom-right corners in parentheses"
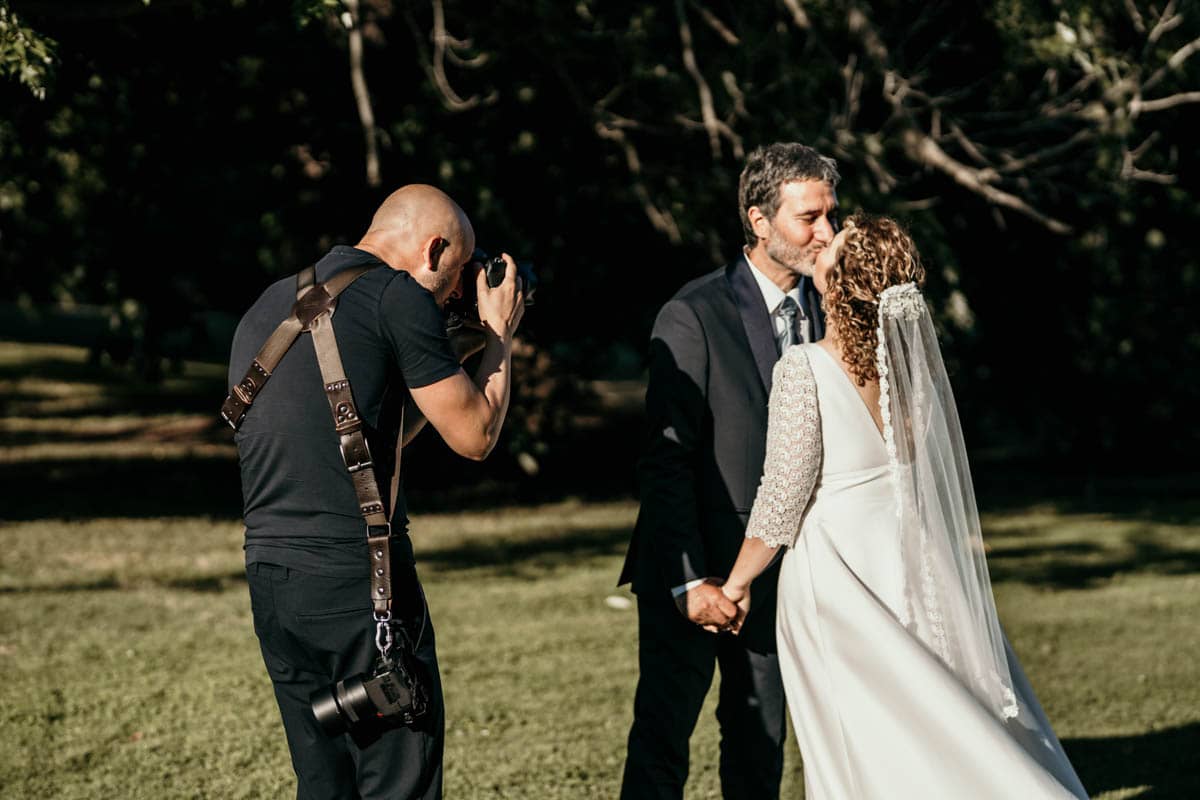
top-left (221, 265), bottom-right (414, 657)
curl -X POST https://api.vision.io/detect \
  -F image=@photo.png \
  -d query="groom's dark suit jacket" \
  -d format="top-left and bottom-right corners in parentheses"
top-left (619, 256), bottom-right (823, 651)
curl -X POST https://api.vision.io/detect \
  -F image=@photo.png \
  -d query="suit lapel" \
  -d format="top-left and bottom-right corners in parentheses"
top-left (726, 257), bottom-right (778, 393)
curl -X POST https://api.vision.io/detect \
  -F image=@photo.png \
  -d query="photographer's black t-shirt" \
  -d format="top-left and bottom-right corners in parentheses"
top-left (228, 246), bottom-right (461, 576)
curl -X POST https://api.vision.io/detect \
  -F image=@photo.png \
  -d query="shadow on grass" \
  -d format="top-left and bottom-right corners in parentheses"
top-left (987, 527), bottom-right (1200, 590)
top-left (418, 524), bottom-right (633, 578)
top-left (6, 455), bottom-right (1200, 594)
top-left (0, 572), bottom-right (249, 594)
top-left (0, 355), bottom-right (228, 419)
top-left (0, 576), bottom-right (123, 593)
top-left (1, 418), bottom-right (232, 447)
top-left (0, 458), bottom-right (245, 521)
top-left (4, 391), bottom-right (227, 420)
top-left (0, 355), bottom-right (126, 384)
top-left (1065, 722), bottom-right (1200, 799)
top-left (163, 573), bottom-right (248, 592)
top-left (973, 463), bottom-right (1200, 525)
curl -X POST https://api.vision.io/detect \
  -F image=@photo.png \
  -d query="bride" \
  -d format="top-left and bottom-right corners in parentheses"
top-left (720, 215), bottom-right (1089, 799)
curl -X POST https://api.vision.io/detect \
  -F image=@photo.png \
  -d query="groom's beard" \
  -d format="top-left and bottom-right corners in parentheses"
top-left (765, 236), bottom-right (819, 278)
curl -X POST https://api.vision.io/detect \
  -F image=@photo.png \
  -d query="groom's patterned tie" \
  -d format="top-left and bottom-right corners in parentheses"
top-left (778, 296), bottom-right (801, 355)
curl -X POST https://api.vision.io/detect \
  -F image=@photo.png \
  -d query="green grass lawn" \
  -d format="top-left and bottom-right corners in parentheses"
top-left (2, 341), bottom-right (1198, 798)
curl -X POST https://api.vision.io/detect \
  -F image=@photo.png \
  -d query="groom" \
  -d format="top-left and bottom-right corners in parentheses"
top-left (618, 143), bottom-right (839, 798)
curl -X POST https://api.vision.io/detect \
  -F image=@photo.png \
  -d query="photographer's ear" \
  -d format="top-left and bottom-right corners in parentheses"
top-left (424, 236), bottom-right (450, 271)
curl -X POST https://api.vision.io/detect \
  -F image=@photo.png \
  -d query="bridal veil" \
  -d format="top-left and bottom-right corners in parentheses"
top-left (875, 283), bottom-right (1019, 722)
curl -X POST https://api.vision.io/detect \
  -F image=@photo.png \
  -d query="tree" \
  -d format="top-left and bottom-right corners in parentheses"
top-left (3, 0), bottom-right (1197, 465)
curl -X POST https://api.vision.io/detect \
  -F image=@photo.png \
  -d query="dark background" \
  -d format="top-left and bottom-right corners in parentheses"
top-left (3, 0), bottom-right (1198, 514)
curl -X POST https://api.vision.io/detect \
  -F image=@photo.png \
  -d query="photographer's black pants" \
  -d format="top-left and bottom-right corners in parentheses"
top-left (247, 562), bottom-right (444, 800)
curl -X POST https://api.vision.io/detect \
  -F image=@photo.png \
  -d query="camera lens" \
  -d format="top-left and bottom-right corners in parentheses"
top-left (310, 675), bottom-right (374, 737)
top-left (310, 685), bottom-right (347, 736)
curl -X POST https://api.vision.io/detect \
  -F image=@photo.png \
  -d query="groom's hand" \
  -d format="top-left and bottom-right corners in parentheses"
top-left (677, 579), bottom-right (738, 632)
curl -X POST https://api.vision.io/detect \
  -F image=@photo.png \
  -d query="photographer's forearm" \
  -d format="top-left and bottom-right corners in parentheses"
top-left (408, 336), bottom-right (514, 462)
top-left (405, 326), bottom-right (489, 447)
top-left (470, 332), bottom-right (515, 456)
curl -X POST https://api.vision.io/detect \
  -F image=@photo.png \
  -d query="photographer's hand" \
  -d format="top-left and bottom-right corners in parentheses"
top-left (411, 254), bottom-right (524, 461)
top-left (475, 254), bottom-right (525, 341)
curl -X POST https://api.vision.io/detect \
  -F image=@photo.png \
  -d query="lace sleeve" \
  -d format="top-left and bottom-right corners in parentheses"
top-left (744, 347), bottom-right (822, 549)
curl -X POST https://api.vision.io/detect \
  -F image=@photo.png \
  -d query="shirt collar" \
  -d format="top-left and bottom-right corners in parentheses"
top-left (743, 249), bottom-right (803, 316)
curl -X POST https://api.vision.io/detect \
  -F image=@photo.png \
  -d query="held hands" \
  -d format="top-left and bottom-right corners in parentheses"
top-left (677, 579), bottom-right (739, 633)
top-left (720, 582), bottom-right (750, 636)
top-left (476, 253), bottom-right (525, 342)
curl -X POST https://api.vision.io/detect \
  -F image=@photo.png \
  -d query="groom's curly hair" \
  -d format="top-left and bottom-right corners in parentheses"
top-left (823, 214), bottom-right (926, 386)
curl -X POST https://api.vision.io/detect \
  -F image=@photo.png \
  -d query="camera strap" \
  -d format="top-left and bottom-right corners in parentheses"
top-left (222, 264), bottom-right (406, 621)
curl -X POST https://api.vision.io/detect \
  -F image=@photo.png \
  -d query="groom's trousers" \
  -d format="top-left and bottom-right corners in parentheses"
top-left (247, 561), bottom-right (444, 800)
top-left (620, 587), bottom-right (787, 800)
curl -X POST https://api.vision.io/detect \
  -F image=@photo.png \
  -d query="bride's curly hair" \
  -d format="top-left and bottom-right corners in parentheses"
top-left (822, 213), bottom-right (926, 386)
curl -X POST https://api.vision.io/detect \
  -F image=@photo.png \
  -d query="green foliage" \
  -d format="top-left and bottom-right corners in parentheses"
top-left (0, 1), bottom-right (56, 100)
top-left (291, 0), bottom-right (342, 29)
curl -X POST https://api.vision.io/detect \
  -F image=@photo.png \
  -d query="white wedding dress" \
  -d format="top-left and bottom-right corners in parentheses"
top-left (743, 341), bottom-right (1089, 799)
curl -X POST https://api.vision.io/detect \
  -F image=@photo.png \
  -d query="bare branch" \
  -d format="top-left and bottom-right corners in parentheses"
top-left (834, 54), bottom-right (863, 131)
top-left (1124, 0), bottom-right (1146, 35)
top-left (1122, 149), bottom-right (1177, 183)
top-left (1121, 130), bottom-right (1176, 183)
top-left (1039, 72), bottom-right (1100, 118)
top-left (842, 2), bottom-right (1073, 233)
top-left (427, 0), bottom-right (496, 112)
top-left (597, 112), bottom-right (645, 132)
top-left (1133, 90), bottom-right (1200, 113)
top-left (901, 129), bottom-right (1073, 234)
top-left (690, 1), bottom-right (740, 46)
top-left (1130, 131), bottom-right (1162, 161)
top-left (1126, 170), bottom-right (1177, 184)
top-left (864, 152), bottom-right (898, 193)
top-left (674, 0), bottom-right (743, 159)
top-left (1147, 0), bottom-right (1181, 46)
top-left (445, 47), bottom-right (489, 69)
top-left (595, 117), bottom-right (683, 243)
top-left (946, 121), bottom-right (991, 168)
top-left (1143, 36), bottom-right (1200, 93)
top-left (848, 5), bottom-right (889, 64)
top-left (997, 129), bottom-right (1094, 174)
top-left (893, 197), bottom-right (941, 212)
top-left (721, 71), bottom-right (749, 119)
top-left (343, 0), bottom-right (381, 187)
top-left (779, 0), bottom-right (810, 30)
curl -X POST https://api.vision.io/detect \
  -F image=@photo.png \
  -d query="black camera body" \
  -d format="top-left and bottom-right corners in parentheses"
top-left (445, 248), bottom-right (537, 327)
top-left (477, 250), bottom-right (537, 300)
top-left (480, 253), bottom-right (509, 289)
top-left (310, 652), bottom-right (429, 748)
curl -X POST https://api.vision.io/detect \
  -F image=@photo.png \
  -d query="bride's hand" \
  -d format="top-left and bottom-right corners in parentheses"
top-left (721, 582), bottom-right (750, 635)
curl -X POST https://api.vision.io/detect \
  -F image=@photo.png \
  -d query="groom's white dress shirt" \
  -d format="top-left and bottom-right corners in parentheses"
top-left (745, 249), bottom-right (808, 354)
top-left (670, 252), bottom-right (810, 599)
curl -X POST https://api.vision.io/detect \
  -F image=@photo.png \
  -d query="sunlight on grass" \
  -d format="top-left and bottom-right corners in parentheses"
top-left (2, 501), bottom-right (1197, 798)
top-left (2, 340), bottom-right (1196, 798)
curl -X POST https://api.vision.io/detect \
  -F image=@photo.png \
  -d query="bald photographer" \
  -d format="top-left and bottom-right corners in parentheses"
top-left (225, 184), bottom-right (524, 799)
